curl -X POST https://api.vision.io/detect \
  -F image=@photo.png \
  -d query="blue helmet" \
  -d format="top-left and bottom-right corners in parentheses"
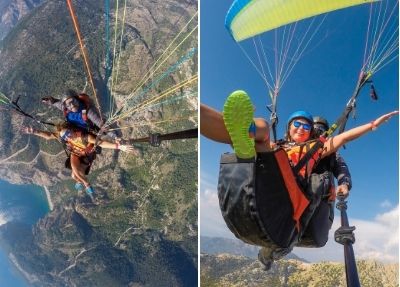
top-left (287, 110), bottom-right (313, 128)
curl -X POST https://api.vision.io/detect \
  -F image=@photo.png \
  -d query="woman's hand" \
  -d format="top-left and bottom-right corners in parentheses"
top-left (119, 144), bottom-right (139, 155)
top-left (41, 97), bottom-right (56, 105)
top-left (372, 111), bottom-right (399, 129)
top-left (336, 184), bottom-right (349, 198)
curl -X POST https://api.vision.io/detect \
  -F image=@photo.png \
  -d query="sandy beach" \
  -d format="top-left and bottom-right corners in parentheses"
top-left (43, 186), bottom-right (54, 211)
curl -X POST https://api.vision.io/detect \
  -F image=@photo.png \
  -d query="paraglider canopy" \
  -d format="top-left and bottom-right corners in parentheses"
top-left (225, 0), bottom-right (376, 42)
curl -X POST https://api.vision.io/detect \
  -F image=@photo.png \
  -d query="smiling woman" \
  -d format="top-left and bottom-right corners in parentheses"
top-left (200, 88), bottom-right (398, 270)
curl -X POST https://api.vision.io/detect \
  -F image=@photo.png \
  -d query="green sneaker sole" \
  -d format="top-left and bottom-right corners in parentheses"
top-left (223, 90), bottom-right (255, 158)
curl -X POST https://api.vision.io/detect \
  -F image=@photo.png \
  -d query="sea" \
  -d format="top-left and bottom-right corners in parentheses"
top-left (0, 179), bottom-right (50, 287)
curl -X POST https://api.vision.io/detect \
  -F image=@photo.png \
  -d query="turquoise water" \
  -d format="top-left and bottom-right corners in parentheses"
top-left (0, 180), bottom-right (50, 287)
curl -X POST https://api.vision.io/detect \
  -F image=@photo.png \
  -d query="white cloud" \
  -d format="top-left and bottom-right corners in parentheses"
top-left (380, 200), bottom-right (393, 208)
top-left (0, 211), bottom-right (8, 226)
top-left (200, 173), bottom-right (234, 239)
top-left (293, 205), bottom-right (399, 263)
top-left (353, 206), bottom-right (399, 262)
top-left (200, 188), bottom-right (234, 239)
top-left (200, 171), bottom-right (218, 192)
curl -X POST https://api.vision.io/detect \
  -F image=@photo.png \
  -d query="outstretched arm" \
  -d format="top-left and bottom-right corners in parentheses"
top-left (24, 127), bottom-right (58, 140)
top-left (41, 97), bottom-right (63, 111)
top-left (87, 133), bottom-right (137, 154)
top-left (322, 111), bottom-right (398, 157)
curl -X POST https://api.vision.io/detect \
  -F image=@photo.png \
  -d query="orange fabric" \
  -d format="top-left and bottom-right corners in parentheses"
top-left (285, 142), bottom-right (321, 177)
top-left (63, 129), bottom-right (93, 156)
top-left (274, 149), bottom-right (310, 231)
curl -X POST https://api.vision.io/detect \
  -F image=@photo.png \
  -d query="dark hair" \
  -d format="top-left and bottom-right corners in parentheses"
top-left (66, 89), bottom-right (79, 98)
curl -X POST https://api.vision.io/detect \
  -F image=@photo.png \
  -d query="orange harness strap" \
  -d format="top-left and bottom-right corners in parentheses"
top-left (274, 149), bottom-right (310, 231)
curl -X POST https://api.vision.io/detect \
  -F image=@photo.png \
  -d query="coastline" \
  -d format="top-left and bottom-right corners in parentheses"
top-left (43, 186), bottom-right (54, 211)
top-left (9, 253), bottom-right (38, 284)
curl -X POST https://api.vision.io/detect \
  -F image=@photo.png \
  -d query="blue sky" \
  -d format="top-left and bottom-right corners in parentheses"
top-left (200, 0), bottom-right (399, 262)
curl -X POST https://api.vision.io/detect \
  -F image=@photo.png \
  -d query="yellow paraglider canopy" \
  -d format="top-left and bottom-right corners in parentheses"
top-left (226, 0), bottom-right (376, 41)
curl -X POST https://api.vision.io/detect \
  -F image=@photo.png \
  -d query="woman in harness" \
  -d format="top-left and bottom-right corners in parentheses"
top-left (201, 90), bottom-right (397, 269)
top-left (41, 89), bottom-right (118, 141)
top-left (24, 124), bottom-right (136, 199)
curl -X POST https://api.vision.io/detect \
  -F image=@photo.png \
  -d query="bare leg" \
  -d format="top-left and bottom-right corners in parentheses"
top-left (70, 154), bottom-right (90, 187)
top-left (200, 103), bottom-right (271, 151)
top-left (254, 118), bottom-right (271, 152)
top-left (71, 173), bottom-right (82, 183)
top-left (200, 103), bottom-right (232, 144)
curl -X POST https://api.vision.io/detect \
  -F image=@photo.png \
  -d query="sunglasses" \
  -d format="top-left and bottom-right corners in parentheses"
top-left (314, 124), bottom-right (327, 133)
top-left (292, 120), bottom-right (312, 131)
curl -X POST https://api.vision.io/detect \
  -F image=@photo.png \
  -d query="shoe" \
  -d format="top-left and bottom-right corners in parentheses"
top-left (85, 186), bottom-right (97, 202)
top-left (223, 90), bottom-right (256, 158)
top-left (85, 186), bottom-right (94, 195)
top-left (258, 247), bottom-right (274, 271)
top-left (74, 182), bottom-right (84, 192)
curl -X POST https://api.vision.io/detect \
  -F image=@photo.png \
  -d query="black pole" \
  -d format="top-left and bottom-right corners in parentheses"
top-left (127, 128), bottom-right (198, 146)
top-left (334, 195), bottom-right (361, 287)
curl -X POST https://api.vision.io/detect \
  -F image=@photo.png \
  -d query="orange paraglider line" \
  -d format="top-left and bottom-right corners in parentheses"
top-left (65, 0), bottom-right (103, 121)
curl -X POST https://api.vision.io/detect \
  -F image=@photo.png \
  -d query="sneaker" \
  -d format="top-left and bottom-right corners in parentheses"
top-left (74, 182), bottom-right (84, 192)
top-left (85, 186), bottom-right (94, 195)
top-left (223, 90), bottom-right (256, 158)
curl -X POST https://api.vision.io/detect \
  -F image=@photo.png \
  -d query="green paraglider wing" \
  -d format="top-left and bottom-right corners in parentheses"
top-left (225, 0), bottom-right (376, 42)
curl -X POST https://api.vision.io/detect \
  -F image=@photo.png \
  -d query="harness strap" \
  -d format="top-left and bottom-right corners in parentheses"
top-left (292, 138), bottom-right (325, 175)
top-left (274, 149), bottom-right (309, 231)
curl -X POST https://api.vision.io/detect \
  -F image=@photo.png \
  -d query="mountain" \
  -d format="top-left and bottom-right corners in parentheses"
top-left (201, 253), bottom-right (399, 287)
top-left (0, 0), bottom-right (198, 286)
top-left (201, 236), bottom-right (306, 262)
top-left (0, 0), bottom-right (43, 40)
